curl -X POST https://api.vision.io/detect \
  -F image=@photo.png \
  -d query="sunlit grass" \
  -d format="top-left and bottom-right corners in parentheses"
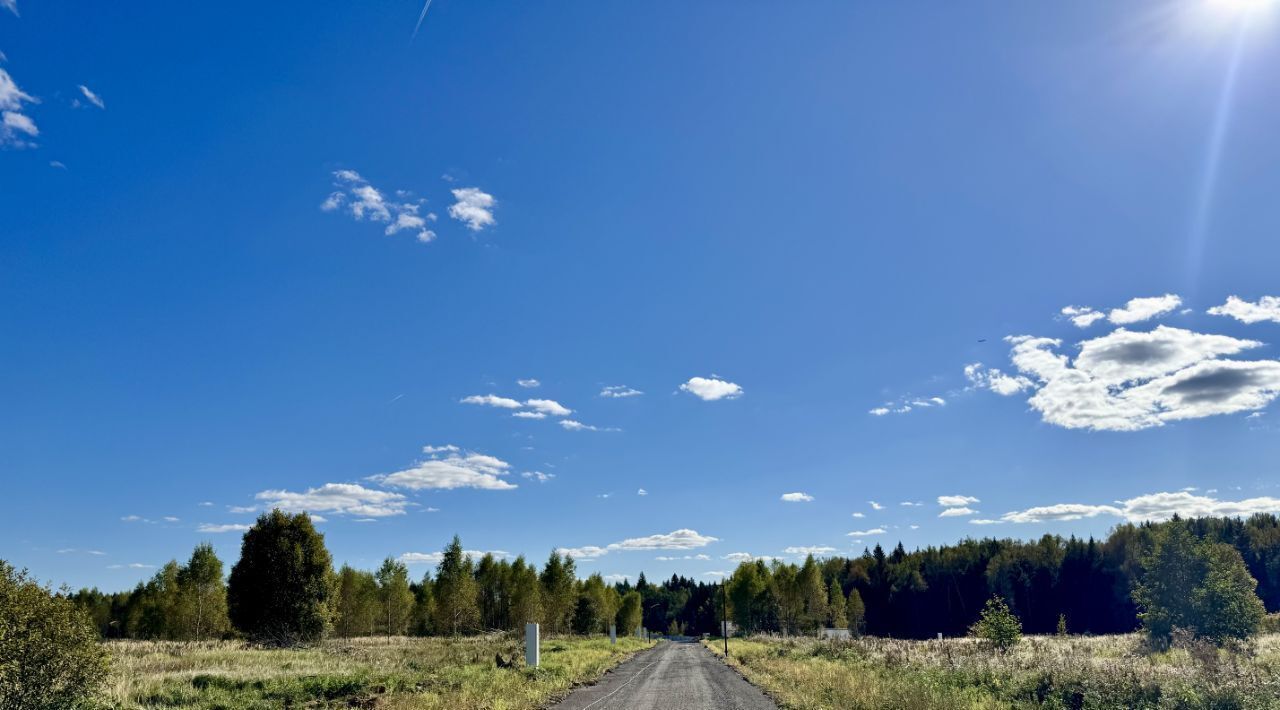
top-left (705, 633), bottom-right (1280, 709)
top-left (96, 634), bottom-right (652, 709)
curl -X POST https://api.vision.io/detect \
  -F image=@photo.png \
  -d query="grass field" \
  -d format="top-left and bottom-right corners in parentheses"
top-left (95, 635), bottom-right (652, 709)
top-left (705, 634), bottom-right (1280, 709)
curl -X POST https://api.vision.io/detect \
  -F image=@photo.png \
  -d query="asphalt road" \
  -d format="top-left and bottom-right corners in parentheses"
top-left (551, 640), bottom-right (779, 710)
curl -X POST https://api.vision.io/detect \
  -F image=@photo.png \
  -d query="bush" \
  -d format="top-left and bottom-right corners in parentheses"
top-left (0, 561), bottom-right (109, 708)
top-left (228, 510), bottom-right (335, 644)
top-left (970, 596), bottom-right (1021, 650)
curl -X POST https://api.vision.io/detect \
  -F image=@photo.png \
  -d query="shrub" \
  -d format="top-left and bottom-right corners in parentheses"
top-left (0, 561), bottom-right (109, 708)
top-left (228, 510), bottom-right (335, 644)
top-left (970, 596), bottom-right (1021, 650)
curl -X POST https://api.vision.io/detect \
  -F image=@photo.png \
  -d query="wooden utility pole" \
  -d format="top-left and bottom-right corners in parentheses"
top-left (721, 581), bottom-right (729, 657)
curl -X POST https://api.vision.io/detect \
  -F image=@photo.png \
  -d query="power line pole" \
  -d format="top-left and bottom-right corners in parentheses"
top-left (721, 580), bottom-right (729, 657)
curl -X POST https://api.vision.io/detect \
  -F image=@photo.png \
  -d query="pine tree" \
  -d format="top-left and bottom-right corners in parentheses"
top-left (432, 536), bottom-right (479, 635)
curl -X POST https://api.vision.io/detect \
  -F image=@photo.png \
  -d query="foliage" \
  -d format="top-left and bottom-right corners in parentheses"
top-left (227, 510), bottom-right (335, 644)
top-left (969, 596), bottom-right (1022, 650)
top-left (0, 561), bottom-right (109, 709)
top-left (538, 550), bottom-right (577, 634)
top-left (433, 536), bottom-right (479, 635)
top-left (334, 565), bottom-right (379, 637)
top-left (616, 590), bottom-right (643, 636)
top-left (375, 557), bottom-right (414, 636)
top-left (846, 588), bottom-right (866, 637)
top-left (1135, 523), bottom-right (1265, 645)
top-left (177, 543), bottom-right (231, 642)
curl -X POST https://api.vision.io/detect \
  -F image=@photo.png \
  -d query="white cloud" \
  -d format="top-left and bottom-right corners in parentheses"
top-left (847, 528), bottom-right (887, 537)
top-left (600, 385), bottom-right (644, 398)
top-left (655, 554), bottom-right (711, 561)
top-left (322, 170), bottom-right (436, 243)
top-left (900, 501), bottom-right (923, 507)
top-left (969, 519), bottom-right (1003, 525)
top-left (938, 507), bottom-right (976, 517)
top-left (0, 67), bottom-right (38, 148)
top-left (637, 488), bottom-right (647, 496)
top-left (77, 84), bottom-right (105, 109)
top-left (869, 407), bottom-right (891, 416)
top-left (703, 571), bottom-right (730, 578)
top-left (557, 546), bottom-right (609, 560)
top-left (560, 419), bottom-right (618, 432)
top-left (521, 471), bottom-right (554, 483)
top-left (869, 395), bottom-right (948, 416)
top-left (462, 394), bottom-right (523, 409)
top-left (162, 516), bottom-right (180, 523)
top-left (610, 529), bottom-right (718, 551)
top-left (373, 448), bottom-right (518, 491)
top-left (989, 326), bottom-right (1280, 431)
top-left (1061, 305), bottom-right (1106, 328)
top-left (723, 552), bottom-right (754, 562)
top-left (517, 378), bottom-right (541, 388)
top-left (228, 505), bottom-right (257, 514)
top-left (448, 187), bottom-right (496, 231)
top-left (1109, 294), bottom-right (1182, 325)
top-left (399, 549), bottom-right (508, 565)
top-left (868, 501), bottom-right (884, 510)
top-left (783, 546), bottom-right (837, 556)
top-left (851, 512), bottom-right (865, 518)
top-left (998, 490), bottom-right (1280, 524)
top-left (781, 492), bottom-right (814, 503)
top-left (525, 399), bottom-right (572, 417)
top-left (937, 495), bottom-right (979, 507)
top-left (964, 363), bottom-right (1034, 396)
top-left (256, 482), bottom-right (410, 516)
top-left (602, 574), bottom-right (631, 584)
top-left (679, 376), bottom-right (743, 401)
top-left (197, 523), bottom-right (251, 534)
top-left (1209, 296), bottom-right (1280, 325)
top-left (512, 411), bottom-right (547, 419)
top-left (198, 501), bottom-right (214, 507)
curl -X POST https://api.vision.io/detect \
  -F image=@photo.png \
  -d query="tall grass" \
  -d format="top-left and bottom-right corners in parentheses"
top-left (95, 634), bottom-right (651, 709)
top-left (706, 633), bottom-right (1280, 709)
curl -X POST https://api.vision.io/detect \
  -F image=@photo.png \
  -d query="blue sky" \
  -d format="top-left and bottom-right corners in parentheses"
top-left (4, 0), bottom-right (1280, 590)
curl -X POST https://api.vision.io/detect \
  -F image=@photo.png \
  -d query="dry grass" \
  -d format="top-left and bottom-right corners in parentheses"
top-left (95, 634), bottom-right (652, 709)
top-left (705, 633), bottom-right (1280, 709)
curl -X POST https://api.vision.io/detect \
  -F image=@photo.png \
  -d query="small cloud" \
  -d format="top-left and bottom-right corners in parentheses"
top-left (77, 84), bottom-right (105, 109)
top-left (702, 571), bottom-right (730, 578)
top-left (49, 160), bottom-right (66, 169)
top-left (162, 516), bottom-right (180, 523)
top-left (517, 378), bottom-right (541, 388)
top-left (322, 170), bottom-right (436, 244)
top-left (937, 495), bottom-right (979, 507)
top-left (938, 507), bottom-right (977, 517)
top-left (513, 411), bottom-right (547, 419)
top-left (851, 512), bottom-right (865, 518)
top-left (521, 471), bottom-right (554, 483)
top-left (679, 376), bottom-right (743, 401)
top-left (462, 394), bottom-right (523, 409)
top-left (448, 187), bottom-right (496, 231)
top-left (228, 505), bottom-right (257, 514)
top-left (525, 399), bottom-right (572, 417)
top-left (373, 447), bottom-right (517, 491)
top-left (1, 0), bottom-right (16, 17)
top-left (600, 385), bottom-right (644, 398)
top-left (909, 524), bottom-right (920, 530)
top-left (637, 488), bottom-right (648, 496)
top-left (560, 419), bottom-right (619, 432)
top-left (847, 528), bottom-right (887, 537)
top-left (198, 501), bottom-right (214, 507)
top-left (899, 501), bottom-right (923, 507)
top-left (783, 546), bottom-right (837, 556)
top-left (1061, 305), bottom-right (1106, 328)
top-left (1209, 296), bottom-right (1280, 325)
top-left (780, 492), bottom-right (814, 503)
top-left (197, 523), bottom-right (250, 533)
top-left (868, 501), bottom-right (884, 510)
top-left (1109, 294), bottom-right (1182, 325)
top-left (969, 519), bottom-right (1003, 525)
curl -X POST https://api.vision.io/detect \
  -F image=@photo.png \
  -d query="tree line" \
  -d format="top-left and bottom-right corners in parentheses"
top-left (68, 510), bottom-right (1280, 644)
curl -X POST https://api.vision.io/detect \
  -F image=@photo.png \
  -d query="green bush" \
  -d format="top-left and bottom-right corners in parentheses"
top-left (228, 510), bottom-right (335, 644)
top-left (0, 561), bottom-right (109, 708)
top-left (970, 596), bottom-right (1021, 650)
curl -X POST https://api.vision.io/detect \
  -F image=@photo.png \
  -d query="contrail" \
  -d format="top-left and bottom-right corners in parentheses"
top-left (1186, 24), bottom-right (1247, 291)
top-left (412, 0), bottom-right (435, 39)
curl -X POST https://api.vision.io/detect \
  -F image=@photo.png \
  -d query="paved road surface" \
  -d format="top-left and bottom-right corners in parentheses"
top-left (551, 640), bottom-right (778, 710)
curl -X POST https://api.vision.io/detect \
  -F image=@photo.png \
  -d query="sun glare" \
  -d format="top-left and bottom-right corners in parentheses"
top-left (1209, 0), bottom-right (1277, 19)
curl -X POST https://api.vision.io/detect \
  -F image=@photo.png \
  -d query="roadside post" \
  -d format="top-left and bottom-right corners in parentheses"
top-left (525, 623), bottom-right (540, 668)
top-left (610, 623), bottom-right (617, 645)
top-left (721, 580), bottom-right (729, 657)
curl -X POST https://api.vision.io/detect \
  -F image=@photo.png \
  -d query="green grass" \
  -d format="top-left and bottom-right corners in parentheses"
top-left (704, 633), bottom-right (1280, 709)
top-left (95, 635), bottom-right (652, 709)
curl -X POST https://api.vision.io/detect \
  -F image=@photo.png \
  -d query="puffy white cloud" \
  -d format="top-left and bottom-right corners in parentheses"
top-left (1109, 294), bottom-right (1182, 325)
top-left (998, 490), bottom-right (1280, 524)
top-left (197, 523), bottom-right (251, 533)
top-left (525, 399), bottom-right (572, 417)
top-left (781, 492), bottom-right (814, 503)
top-left (784, 546), bottom-right (838, 556)
top-left (1061, 305), bottom-right (1105, 328)
top-left (461, 394), bottom-right (523, 409)
top-left (517, 378), bottom-right (541, 388)
top-left (557, 546), bottom-right (609, 560)
top-left (256, 482), bottom-right (410, 516)
top-left (988, 326), bottom-right (1280, 431)
top-left (610, 529), bottom-right (719, 551)
top-left (1000, 503), bottom-right (1122, 523)
top-left (1209, 296), bottom-right (1280, 325)
top-left (322, 170), bottom-right (436, 243)
top-left (938, 507), bottom-right (977, 517)
top-left (0, 69), bottom-right (37, 148)
top-left (600, 385), bottom-right (644, 398)
top-left (964, 363), bottom-right (1033, 396)
top-left (77, 84), bottom-right (105, 109)
top-left (937, 495), bottom-right (979, 507)
top-left (847, 528), bottom-right (887, 537)
top-left (373, 448), bottom-right (517, 491)
top-left (679, 376), bottom-right (743, 401)
top-left (448, 187), bottom-right (496, 231)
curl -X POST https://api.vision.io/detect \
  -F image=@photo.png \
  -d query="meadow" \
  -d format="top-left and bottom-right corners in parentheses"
top-left (94, 635), bottom-right (651, 710)
top-left (705, 634), bottom-right (1280, 709)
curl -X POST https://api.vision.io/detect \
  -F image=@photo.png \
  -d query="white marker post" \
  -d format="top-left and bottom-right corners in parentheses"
top-left (525, 623), bottom-right (540, 668)
top-left (610, 623), bottom-right (617, 645)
